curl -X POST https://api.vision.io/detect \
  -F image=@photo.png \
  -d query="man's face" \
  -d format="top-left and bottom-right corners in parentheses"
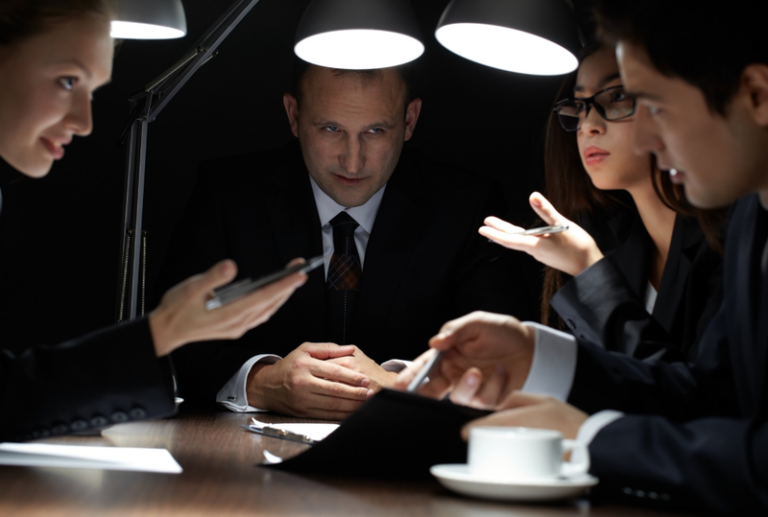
top-left (283, 66), bottom-right (421, 208)
top-left (617, 42), bottom-right (768, 208)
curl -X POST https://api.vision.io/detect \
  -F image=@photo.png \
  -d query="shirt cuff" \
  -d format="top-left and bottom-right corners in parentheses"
top-left (216, 354), bottom-right (282, 412)
top-left (520, 322), bottom-right (578, 401)
top-left (577, 410), bottom-right (624, 444)
top-left (380, 359), bottom-right (413, 373)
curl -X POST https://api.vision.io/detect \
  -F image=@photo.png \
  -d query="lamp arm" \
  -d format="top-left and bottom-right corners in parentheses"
top-left (116, 0), bottom-right (262, 322)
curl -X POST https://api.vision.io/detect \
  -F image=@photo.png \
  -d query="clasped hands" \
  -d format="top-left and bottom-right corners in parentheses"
top-left (394, 311), bottom-right (587, 441)
top-left (246, 342), bottom-right (399, 420)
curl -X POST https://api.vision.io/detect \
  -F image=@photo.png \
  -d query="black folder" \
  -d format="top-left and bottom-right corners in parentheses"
top-left (269, 389), bottom-right (491, 480)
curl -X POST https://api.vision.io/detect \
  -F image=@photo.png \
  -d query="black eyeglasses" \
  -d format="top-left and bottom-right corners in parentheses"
top-left (553, 86), bottom-right (636, 132)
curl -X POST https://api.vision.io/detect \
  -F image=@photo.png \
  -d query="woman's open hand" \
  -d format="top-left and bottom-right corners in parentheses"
top-left (479, 192), bottom-right (604, 277)
top-left (149, 259), bottom-right (306, 357)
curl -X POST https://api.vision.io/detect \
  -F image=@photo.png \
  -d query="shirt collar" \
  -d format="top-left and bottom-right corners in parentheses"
top-left (309, 174), bottom-right (386, 234)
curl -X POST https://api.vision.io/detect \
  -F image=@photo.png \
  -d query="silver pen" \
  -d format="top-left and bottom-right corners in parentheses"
top-left (407, 351), bottom-right (445, 392)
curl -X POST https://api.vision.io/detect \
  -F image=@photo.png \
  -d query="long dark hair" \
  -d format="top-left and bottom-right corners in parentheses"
top-left (0, 0), bottom-right (113, 47)
top-left (540, 44), bottom-right (727, 328)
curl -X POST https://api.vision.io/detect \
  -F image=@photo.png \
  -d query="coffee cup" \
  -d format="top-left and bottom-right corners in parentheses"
top-left (467, 426), bottom-right (590, 481)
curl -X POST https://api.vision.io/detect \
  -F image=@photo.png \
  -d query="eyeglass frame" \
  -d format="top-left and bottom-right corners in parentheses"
top-left (553, 85), bottom-right (637, 132)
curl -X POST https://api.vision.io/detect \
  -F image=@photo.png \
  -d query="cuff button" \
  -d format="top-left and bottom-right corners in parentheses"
top-left (111, 411), bottom-right (129, 423)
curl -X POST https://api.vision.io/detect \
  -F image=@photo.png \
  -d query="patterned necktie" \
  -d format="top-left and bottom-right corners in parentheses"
top-left (327, 212), bottom-right (361, 344)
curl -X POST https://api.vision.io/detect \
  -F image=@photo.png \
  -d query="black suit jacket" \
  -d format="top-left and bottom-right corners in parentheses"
top-left (565, 194), bottom-right (768, 513)
top-left (158, 143), bottom-right (535, 404)
top-left (0, 318), bottom-right (176, 442)
top-left (551, 211), bottom-right (723, 361)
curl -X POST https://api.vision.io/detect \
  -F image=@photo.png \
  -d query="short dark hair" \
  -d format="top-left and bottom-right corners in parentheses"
top-left (0, 0), bottom-right (113, 47)
top-left (289, 58), bottom-right (416, 113)
top-left (593, 0), bottom-right (768, 115)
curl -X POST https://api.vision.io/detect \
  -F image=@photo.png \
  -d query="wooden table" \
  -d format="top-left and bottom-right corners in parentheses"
top-left (0, 408), bottom-right (691, 516)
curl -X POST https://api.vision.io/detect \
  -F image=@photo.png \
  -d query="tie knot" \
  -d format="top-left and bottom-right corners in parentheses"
top-left (330, 211), bottom-right (359, 239)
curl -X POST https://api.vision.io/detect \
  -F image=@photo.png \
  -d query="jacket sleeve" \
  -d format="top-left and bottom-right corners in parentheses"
top-left (550, 255), bottom-right (679, 359)
top-left (0, 317), bottom-right (175, 442)
top-left (568, 302), bottom-right (737, 421)
top-left (588, 413), bottom-right (768, 514)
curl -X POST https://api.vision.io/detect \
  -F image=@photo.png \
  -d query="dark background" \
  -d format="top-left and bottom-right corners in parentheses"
top-left (0, 0), bottom-right (595, 352)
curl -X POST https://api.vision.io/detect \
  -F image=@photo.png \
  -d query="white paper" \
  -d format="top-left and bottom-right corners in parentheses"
top-left (0, 442), bottom-right (182, 473)
top-left (250, 418), bottom-right (339, 442)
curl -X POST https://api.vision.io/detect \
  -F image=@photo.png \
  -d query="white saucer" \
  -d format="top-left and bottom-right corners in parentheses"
top-left (430, 464), bottom-right (598, 502)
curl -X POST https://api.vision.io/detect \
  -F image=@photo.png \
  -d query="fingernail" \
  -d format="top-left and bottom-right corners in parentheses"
top-left (531, 197), bottom-right (542, 208)
top-left (366, 389), bottom-right (375, 398)
top-left (360, 378), bottom-right (370, 387)
top-left (465, 375), bottom-right (479, 387)
top-left (437, 330), bottom-right (453, 340)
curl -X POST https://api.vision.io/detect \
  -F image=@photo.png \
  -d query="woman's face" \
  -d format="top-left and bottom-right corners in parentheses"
top-left (575, 46), bottom-right (651, 191)
top-left (0, 15), bottom-right (112, 177)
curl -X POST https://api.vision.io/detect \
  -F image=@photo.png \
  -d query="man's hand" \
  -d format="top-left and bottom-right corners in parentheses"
top-left (149, 259), bottom-right (305, 357)
top-left (461, 392), bottom-right (588, 441)
top-left (247, 342), bottom-right (374, 420)
top-left (394, 312), bottom-right (535, 406)
top-left (326, 346), bottom-right (399, 392)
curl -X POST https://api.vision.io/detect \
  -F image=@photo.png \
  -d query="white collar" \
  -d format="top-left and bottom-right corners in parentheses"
top-left (309, 174), bottom-right (386, 234)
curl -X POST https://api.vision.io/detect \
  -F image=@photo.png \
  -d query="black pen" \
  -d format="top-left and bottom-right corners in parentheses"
top-left (407, 351), bottom-right (445, 392)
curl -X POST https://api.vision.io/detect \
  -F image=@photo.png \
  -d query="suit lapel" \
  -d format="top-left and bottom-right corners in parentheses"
top-left (355, 156), bottom-right (428, 340)
top-left (652, 215), bottom-right (693, 334)
top-left (608, 211), bottom-right (651, 300)
top-left (752, 200), bottom-right (768, 411)
top-left (263, 146), bottom-right (327, 338)
top-left (729, 196), bottom-right (760, 412)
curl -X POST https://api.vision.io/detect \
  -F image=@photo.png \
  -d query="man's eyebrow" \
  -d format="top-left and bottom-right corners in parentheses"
top-left (574, 72), bottom-right (622, 94)
top-left (365, 121), bottom-right (395, 130)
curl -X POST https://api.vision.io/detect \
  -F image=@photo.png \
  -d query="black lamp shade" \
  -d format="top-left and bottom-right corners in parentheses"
top-left (295, 0), bottom-right (424, 69)
top-left (436, 0), bottom-right (579, 75)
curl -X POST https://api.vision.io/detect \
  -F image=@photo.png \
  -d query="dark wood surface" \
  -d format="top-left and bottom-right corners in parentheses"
top-left (0, 407), bottom-right (690, 516)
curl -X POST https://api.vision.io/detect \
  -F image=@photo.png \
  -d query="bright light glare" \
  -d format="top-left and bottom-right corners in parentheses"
top-left (295, 29), bottom-right (424, 70)
top-left (110, 21), bottom-right (185, 40)
top-left (436, 23), bottom-right (577, 76)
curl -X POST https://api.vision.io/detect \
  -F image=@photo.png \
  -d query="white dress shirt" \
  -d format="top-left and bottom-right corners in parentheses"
top-left (520, 322), bottom-right (624, 447)
top-left (217, 175), bottom-right (410, 413)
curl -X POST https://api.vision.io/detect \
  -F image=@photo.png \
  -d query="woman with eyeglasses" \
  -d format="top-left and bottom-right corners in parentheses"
top-left (0, 0), bottom-right (312, 441)
top-left (480, 43), bottom-right (726, 361)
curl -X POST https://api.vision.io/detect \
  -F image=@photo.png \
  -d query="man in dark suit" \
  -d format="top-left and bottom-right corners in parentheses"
top-left (395, 0), bottom-right (768, 512)
top-left (158, 64), bottom-right (533, 419)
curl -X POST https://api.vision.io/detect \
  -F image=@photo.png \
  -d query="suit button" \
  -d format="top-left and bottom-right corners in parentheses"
top-left (111, 411), bottom-right (129, 423)
top-left (566, 319), bottom-right (576, 329)
top-left (90, 415), bottom-right (109, 427)
top-left (51, 424), bottom-right (68, 435)
top-left (622, 487), bottom-right (633, 495)
top-left (70, 420), bottom-right (88, 432)
top-left (129, 407), bottom-right (147, 420)
top-left (635, 490), bottom-right (646, 498)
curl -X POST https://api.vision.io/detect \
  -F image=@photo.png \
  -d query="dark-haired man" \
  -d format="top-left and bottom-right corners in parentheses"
top-left (395, 0), bottom-right (768, 512)
top-left (158, 64), bottom-right (533, 420)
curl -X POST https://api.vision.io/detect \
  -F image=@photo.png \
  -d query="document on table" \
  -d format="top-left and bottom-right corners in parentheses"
top-left (245, 418), bottom-right (339, 444)
top-left (0, 443), bottom-right (183, 473)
